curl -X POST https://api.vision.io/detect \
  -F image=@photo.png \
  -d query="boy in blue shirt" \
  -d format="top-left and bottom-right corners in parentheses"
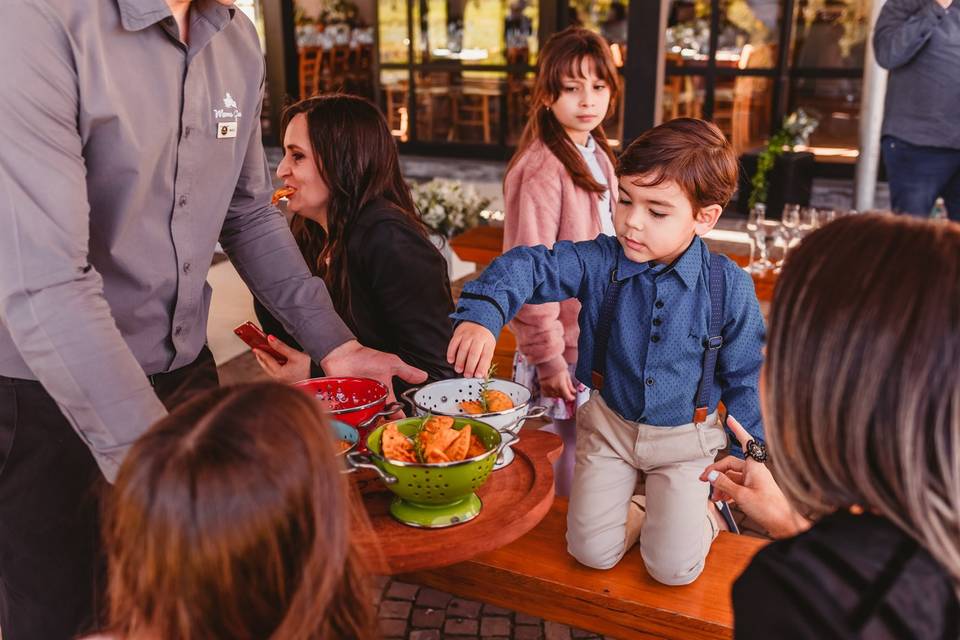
top-left (447, 119), bottom-right (765, 585)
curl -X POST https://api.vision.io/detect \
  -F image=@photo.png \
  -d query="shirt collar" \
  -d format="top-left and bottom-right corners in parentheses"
top-left (576, 135), bottom-right (596, 152)
top-left (117, 0), bottom-right (172, 31)
top-left (117, 0), bottom-right (235, 32)
top-left (612, 235), bottom-right (704, 288)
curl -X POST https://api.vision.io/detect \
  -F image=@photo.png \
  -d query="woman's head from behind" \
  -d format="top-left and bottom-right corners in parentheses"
top-left (276, 94), bottom-right (424, 311)
top-left (104, 382), bottom-right (376, 640)
top-left (767, 214), bottom-right (960, 582)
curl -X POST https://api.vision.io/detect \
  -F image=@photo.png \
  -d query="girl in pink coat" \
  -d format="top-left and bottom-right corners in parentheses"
top-left (504, 27), bottom-right (621, 495)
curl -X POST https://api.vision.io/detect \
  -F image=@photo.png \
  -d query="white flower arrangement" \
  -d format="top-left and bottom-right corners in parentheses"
top-left (411, 178), bottom-right (491, 239)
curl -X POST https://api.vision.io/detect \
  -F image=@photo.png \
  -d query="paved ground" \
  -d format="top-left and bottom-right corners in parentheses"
top-left (372, 576), bottom-right (614, 640)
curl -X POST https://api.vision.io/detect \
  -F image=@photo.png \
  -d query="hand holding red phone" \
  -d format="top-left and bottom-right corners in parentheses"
top-left (233, 322), bottom-right (287, 363)
top-left (233, 322), bottom-right (312, 383)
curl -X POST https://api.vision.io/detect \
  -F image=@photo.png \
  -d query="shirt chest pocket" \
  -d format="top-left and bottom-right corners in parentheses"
top-left (683, 314), bottom-right (710, 366)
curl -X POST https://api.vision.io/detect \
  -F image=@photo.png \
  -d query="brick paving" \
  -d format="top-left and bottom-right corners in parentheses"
top-left (373, 577), bottom-right (617, 640)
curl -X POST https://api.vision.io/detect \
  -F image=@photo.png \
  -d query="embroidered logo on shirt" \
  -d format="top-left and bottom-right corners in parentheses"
top-left (213, 92), bottom-right (242, 120)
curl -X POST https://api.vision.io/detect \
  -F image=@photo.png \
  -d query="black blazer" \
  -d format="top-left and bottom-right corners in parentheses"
top-left (733, 511), bottom-right (959, 639)
top-left (255, 198), bottom-right (457, 398)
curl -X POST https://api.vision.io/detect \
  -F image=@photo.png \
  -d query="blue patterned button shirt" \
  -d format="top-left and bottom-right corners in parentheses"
top-left (452, 234), bottom-right (766, 448)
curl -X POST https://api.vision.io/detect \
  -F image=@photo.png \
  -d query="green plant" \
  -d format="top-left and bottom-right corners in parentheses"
top-left (748, 109), bottom-right (819, 210)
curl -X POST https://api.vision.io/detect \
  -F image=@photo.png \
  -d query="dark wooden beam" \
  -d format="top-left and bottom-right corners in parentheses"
top-left (622, 0), bottom-right (668, 145)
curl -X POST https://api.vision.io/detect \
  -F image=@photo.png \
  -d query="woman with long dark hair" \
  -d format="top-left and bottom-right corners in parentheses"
top-left (253, 94), bottom-right (456, 395)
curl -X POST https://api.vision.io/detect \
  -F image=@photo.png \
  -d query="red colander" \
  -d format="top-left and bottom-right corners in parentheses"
top-left (294, 377), bottom-right (390, 427)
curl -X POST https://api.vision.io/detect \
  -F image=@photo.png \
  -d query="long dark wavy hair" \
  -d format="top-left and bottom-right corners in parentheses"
top-left (281, 94), bottom-right (429, 322)
top-left (508, 26), bottom-right (621, 193)
top-left (103, 383), bottom-right (379, 639)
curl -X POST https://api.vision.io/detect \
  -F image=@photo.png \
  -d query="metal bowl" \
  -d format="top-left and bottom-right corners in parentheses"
top-left (294, 376), bottom-right (389, 427)
top-left (346, 416), bottom-right (515, 528)
top-left (402, 378), bottom-right (545, 469)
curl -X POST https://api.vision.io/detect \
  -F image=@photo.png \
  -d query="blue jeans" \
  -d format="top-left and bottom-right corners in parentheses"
top-left (882, 135), bottom-right (960, 220)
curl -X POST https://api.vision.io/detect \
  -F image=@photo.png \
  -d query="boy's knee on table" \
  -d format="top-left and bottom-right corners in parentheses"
top-left (640, 546), bottom-right (709, 586)
top-left (566, 533), bottom-right (629, 570)
top-left (566, 506), bottom-right (631, 570)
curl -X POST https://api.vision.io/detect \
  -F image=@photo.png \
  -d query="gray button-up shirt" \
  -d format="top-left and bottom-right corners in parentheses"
top-left (875, 0), bottom-right (960, 149)
top-left (0, 0), bottom-right (354, 480)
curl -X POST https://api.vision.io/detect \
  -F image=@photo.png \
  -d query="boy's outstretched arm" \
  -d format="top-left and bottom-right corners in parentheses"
top-left (447, 239), bottom-right (611, 377)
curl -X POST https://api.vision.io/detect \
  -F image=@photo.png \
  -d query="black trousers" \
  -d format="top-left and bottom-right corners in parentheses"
top-left (0, 346), bottom-right (218, 640)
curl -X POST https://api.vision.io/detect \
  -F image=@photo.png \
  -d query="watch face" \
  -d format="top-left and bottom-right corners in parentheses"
top-left (747, 440), bottom-right (768, 463)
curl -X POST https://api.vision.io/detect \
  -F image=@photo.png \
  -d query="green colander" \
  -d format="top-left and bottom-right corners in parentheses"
top-left (347, 416), bottom-right (514, 528)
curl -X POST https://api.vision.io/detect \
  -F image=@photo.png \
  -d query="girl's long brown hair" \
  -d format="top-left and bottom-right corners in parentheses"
top-left (103, 383), bottom-right (379, 639)
top-left (766, 214), bottom-right (960, 595)
top-left (282, 94), bottom-right (429, 324)
top-left (508, 26), bottom-right (621, 193)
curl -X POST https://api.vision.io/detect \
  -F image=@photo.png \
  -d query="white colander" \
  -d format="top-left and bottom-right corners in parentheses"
top-left (402, 378), bottom-right (546, 469)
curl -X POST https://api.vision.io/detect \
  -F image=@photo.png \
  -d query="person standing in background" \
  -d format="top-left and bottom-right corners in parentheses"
top-left (875, 0), bottom-right (960, 219)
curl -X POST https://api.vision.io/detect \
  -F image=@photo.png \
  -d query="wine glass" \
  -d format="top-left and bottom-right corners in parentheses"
top-left (746, 203), bottom-right (766, 272)
top-left (750, 219), bottom-right (779, 275)
top-left (779, 204), bottom-right (801, 264)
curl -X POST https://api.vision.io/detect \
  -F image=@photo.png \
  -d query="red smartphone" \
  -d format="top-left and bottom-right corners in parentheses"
top-left (233, 321), bottom-right (288, 364)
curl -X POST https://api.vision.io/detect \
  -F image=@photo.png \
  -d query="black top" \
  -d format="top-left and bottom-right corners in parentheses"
top-left (255, 198), bottom-right (457, 398)
top-left (734, 511), bottom-right (960, 639)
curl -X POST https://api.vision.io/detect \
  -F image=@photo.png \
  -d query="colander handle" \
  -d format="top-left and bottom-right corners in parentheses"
top-left (345, 451), bottom-right (398, 484)
top-left (503, 405), bottom-right (548, 436)
top-left (400, 386), bottom-right (421, 414)
top-left (357, 401), bottom-right (406, 431)
top-left (495, 430), bottom-right (519, 466)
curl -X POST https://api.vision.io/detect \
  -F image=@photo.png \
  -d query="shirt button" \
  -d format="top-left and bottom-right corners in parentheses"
top-left (655, 300), bottom-right (664, 309)
top-left (183, 262), bottom-right (191, 273)
top-left (651, 335), bottom-right (660, 343)
top-left (178, 195), bottom-right (188, 207)
top-left (645, 377), bottom-right (655, 386)
top-left (174, 325), bottom-right (183, 336)
top-left (184, 126), bottom-right (192, 139)
top-left (652, 318), bottom-right (662, 326)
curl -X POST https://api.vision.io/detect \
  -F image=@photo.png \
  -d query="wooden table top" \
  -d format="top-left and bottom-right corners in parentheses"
top-left (405, 497), bottom-right (768, 639)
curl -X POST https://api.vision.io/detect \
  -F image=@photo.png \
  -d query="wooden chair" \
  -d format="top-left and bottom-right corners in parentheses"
top-left (298, 46), bottom-right (323, 98)
top-left (713, 44), bottom-right (774, 152)
top-left (449, 79), bottom-right (500, 144)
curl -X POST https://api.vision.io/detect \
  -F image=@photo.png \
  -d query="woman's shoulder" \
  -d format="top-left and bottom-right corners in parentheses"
top-left (735, 512), bottom-right (958, 638)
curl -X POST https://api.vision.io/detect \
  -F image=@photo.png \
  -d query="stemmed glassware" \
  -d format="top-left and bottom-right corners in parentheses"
top-left (747, 203), bottom-right (776, 275)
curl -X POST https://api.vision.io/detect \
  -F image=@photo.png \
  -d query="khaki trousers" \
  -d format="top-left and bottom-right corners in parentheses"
top-left (565, 392), bottom-right (727, 585)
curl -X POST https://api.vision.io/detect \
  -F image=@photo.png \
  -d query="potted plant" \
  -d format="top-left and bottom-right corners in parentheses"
top-left (738, 109), bottom-right (819, 218)
top-left (411, 178), bottom-right (491, 280)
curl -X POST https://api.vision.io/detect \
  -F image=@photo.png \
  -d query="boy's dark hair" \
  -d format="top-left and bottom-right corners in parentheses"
top-left (617, 118), bottom-right (739, 213)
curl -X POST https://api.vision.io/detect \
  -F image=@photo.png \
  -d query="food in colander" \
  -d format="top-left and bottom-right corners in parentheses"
top-left (382, 418), bottom-right (489, 464)
top-left (457, 365), bottom-right (515, 414)
top-left (459, 389), bottom-right (514, 415)
top-left (383, 424), bottom-right (418, 463)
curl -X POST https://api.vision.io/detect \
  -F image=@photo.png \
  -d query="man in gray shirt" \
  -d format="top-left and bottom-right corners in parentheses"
top-left (875, 0), bottom-right (960, 218)
top-left (0, 1), bottom-right (426, 637)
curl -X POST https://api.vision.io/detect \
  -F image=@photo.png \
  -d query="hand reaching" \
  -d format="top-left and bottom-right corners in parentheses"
top-left (446, 322), bottom-right (497, 378)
